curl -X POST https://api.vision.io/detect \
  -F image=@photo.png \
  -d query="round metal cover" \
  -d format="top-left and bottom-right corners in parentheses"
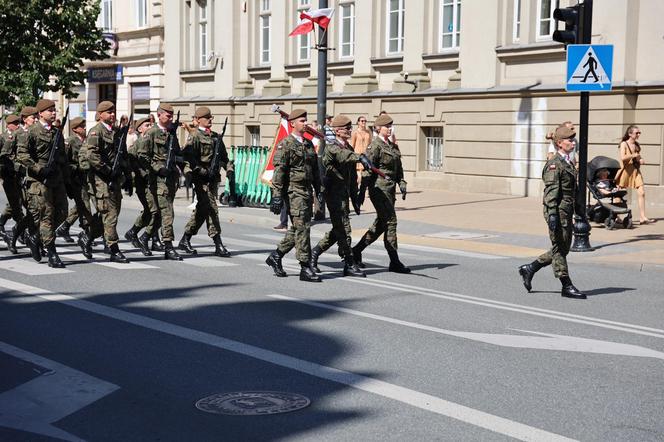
top-left (195, 391), bottom-right (310, 416)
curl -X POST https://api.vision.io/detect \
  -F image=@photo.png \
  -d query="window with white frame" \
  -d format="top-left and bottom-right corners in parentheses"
top-left (339, 3), bottom-right (355, 58)
top-left (298, 0), bottom-right (309, 6)
top-left (513, 0), bottom-right (521, 42)
top-left (199, 0), bottom-right (209, 67)
top-left (440, 0), bottom-right (461, 50)
top-left (296, 1), bottom-right (310, 61)
top-left (100, 0), bottom-right (113, 31)
top-left (260, 3), bottom-right (271, 64)
top-left (386, 0), bottom-right (404, 54)
top-left (136, 0), bottom-right (147, 28)
top-left (536, 0), bottom-right (555, 40)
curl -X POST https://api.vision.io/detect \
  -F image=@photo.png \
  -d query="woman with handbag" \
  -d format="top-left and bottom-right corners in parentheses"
top-left (615, 125), bottom-right (655, 224)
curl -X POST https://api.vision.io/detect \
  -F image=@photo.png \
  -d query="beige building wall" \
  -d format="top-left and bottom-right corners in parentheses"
top-left (163, 0), bottom-right (664, 207)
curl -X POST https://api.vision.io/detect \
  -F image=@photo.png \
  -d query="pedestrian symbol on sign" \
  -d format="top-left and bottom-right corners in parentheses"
top-left (566, 44), bottom-right (613, 91)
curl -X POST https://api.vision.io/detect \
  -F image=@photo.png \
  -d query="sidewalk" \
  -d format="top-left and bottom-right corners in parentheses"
top-left (126, 186), bottom-right (664, 269)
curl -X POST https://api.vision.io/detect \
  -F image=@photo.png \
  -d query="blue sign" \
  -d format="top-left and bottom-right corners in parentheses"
top-left (87, 65), bottom-right (123, 84)
top-left (566, 44), bottom-right (613, 91)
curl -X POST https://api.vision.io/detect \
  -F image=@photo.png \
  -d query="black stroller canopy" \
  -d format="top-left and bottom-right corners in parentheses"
top-left (587, 155), bottom-right (621, 183)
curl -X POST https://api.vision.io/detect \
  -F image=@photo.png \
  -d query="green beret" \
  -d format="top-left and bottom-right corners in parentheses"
top-left (374, 114), bottom-right (393, 126)
top-left (69, 117), bottom-right (86, 129)
top-left (97, 101), bottom-right (115, 113)
top-left (36, 99), bottom-right (56, 112)
top-left (20, 106), bottom-right (38, 117)
top-left (288, 108), bottom-right (307, 121)
top-left (5, 115), bottom-right (20, 125)
top-left (194, 106), bottom-right (212, 119)
top-left (331, 115), bottom-right (352, 128)
top-left (158, 103), bottom-right (174, 113)
top-left (134, 117), bottom-right (150, 129)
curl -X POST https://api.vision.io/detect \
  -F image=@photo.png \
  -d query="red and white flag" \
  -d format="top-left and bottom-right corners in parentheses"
top-left (288, 7), bottom-right (335, 37)
top-left (261, 115), bottom-right (315, 184)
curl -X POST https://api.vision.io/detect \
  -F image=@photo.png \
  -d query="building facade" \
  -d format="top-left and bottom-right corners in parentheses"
top-left (161, 0), bottom-right (664, 205)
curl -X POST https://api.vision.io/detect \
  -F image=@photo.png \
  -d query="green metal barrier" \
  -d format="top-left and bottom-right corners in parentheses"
top-left (221, 145), bottom-right (272, 208)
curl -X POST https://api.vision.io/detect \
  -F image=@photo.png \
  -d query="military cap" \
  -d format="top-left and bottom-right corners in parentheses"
top-left (158, 103), bottom-right (174, 113)
top-left (330, 115), bottom-right (352, 128)
top-left (70, 117), bottom-right (86, 130)
top-left (36, 99), bottom-right (56, 112)
top-left (554, 126), bottom-right (576, 141)
top-left (374, 113), bottom-right (393, 126)
top-left (20, 106), bottom-right (38, 117)
top-left (194, 106), bottom-right (212, 119)
top-left (5, 115), bottom-right (20, 125)
top-left (288, 108), bottom-right (307, 121)
top-left (97, 101), bottom-right (115, 113)
top-left (134, 117), bottom-right (150, 129)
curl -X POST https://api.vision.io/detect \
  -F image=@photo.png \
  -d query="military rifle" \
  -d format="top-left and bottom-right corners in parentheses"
top-left (208, 116), bottom-right (229, 181)
top-left (43, 106), bottom-right (69, 185)
top-left (165, 110), bottom-right (181, 172)
top-left (109, 113), bottom-right (132, 191)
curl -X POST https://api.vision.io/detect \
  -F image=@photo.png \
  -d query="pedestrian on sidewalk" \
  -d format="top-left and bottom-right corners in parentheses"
top-left (273, 204), bottom-right (288, 231)
top-left (519, 125), bottom-right (586, 299)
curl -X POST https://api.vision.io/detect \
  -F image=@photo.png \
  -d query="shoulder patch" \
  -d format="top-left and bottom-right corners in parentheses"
top-left (548, 164), bottom-right (556, 170)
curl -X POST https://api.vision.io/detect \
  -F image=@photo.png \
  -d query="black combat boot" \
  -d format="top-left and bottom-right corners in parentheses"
top-left (137, 232), bottom-right (152, 256)
top-left (151, 232), bottom-right (165, 251)
top-left (213, 234), bottom-right (231, 257)
top-left (178, 233), bottom-right (198, 255)
top-left (7, 226), bottom-right (19, 254)
top-left (387, 250), bottom-right (411, 274)
top-left (19, 230), bottom-right (27, 245)
top-left (266, 250), bottom-right (287, 277)
top-left (164, 241), bottom-right (183, 261)
top-left (124, 225), bottom-right (142, 249)
top-left (77, 231), bottom-right (93, 259)
top-left (518, 260), bottom-right (545, 292)
top-left (352, 237), bottom-right (369, 268)
top-left (311, 246), bottom-right (323, 273)
top-left (0, 213), bottom-right (9, 234)
top-left (55, 221), bottom-right (74, 243)
top-left (560, 276), bottom-right (587, 299)
top-left (0, 229), bottom-right (8, 245)
top-left (109, 243), bottom-right (130, 263)
top-left (25, 233), bottom-right (42, 262)
top-left (46, 243), bottom-right (65, 268)
top-left (343, 255), bottom-right (366, 277)
top-left (299, 261), bottom-right (321, 282)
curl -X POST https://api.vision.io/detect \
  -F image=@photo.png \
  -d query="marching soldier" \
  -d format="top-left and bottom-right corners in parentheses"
top-left (518, 125), bottom-right (586, 299)
top-left (352, 113), bottom-right (411, 273)
top-left (16, 99), bottom-right (69, 267)
top-left (82, 101), bottom-right (131, 263)
top-left (310, 114), bottom-right (371, 277)
top-left (124, 117), bottom-right (159, 256)
top-left (138, 103), bottom-right (182, 260)
top-left (178, 106), bottom-right (231, 257)
top-left (265, 108), bottom-right (322, 282)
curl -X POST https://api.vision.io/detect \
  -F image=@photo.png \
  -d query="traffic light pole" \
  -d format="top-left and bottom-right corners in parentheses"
top-left (571, 0), bottom-right (594, 252)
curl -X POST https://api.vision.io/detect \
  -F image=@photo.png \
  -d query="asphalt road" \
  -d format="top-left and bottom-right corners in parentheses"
top-left (1, 198), bottom-right (663, 442)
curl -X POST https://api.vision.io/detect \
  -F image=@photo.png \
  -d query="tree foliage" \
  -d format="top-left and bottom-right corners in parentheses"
top-left (0, 0), bottom-right (110, 108)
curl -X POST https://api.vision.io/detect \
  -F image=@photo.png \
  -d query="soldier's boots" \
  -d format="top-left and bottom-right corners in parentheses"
top-left (0, 213), bottom-right (9, 234)
top-left (19, 230), bottom-right (27, 245)
top-left (109, 244), bottom-right (130, 263)
top-left (387, 250), bottom-right (411, 274)
top-left (55, 221), bottom-right (74, 243)
top-left (102, 239), bottom-right (110, 254)
top-left (151, 232), bottom-right (165, 252)
top-left (518, 260), bottom-right (544, 292)
top-left (266, 250), bottom-right (287, 277)
top-left (560, 276), bottom-right (587, 299)
top-left (178, 233), bottom-right (198, 255)
top-left (311, 246), bottom-right (323, 273)
top-left (352, 238), bottom-right (368, 268)
top-left (77, 232), bottom-right (93, 259)
top-left (137, 232), bottom-right (153, 256)
top-left (213, 234), bottom-right (231, 257)
top-left (26, 233), bottom-right (42, 262)
top-left (124, 226), bottom-right (142, 249)
top-left (0, 229), bottom-right (9, 245)
top-left (46, 244), bottom-right (65, 268)
top-left (163, 241), bottom-right (183, 261)
top-left (7, 226), bottom-right (19, 254)
top-left (299, 262), bottom-right (322, 282)
top-left (343, 256), bottom-right (366, 277)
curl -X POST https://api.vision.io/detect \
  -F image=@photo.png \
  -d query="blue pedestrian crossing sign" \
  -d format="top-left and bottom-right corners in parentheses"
top-left (566, 44), bottom-right (613, 91)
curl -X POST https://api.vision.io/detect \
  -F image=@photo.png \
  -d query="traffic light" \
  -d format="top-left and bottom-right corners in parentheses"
top-left (552, 4), bottom-right (581, 45)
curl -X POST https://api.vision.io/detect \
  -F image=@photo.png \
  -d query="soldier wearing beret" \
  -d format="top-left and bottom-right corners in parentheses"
top-left (310, 114), bottom-right (374, 278)
top-left (352, 113), bottom-right (411, 273)
top-left (124, 116), bottom-right (160, 256)
top-left (137, 102), bottom-right (183, 260)
top-left (519, 125), bottom-right (586, 299)
top-left (16, 99), bottom-right (69, 267)
top-left (178, 106), bottom-right (231, 257)
top-left (265, 108), bottom-right (323, 282)
top-left (80, 101), bottom-right (131, 263)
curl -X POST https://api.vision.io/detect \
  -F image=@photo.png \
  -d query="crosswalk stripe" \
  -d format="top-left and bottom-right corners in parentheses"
top-left (0, 257), bottom-right (73, 275)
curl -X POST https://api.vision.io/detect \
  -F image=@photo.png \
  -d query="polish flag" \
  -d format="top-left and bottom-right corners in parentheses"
top-left (261, 117), bottom-right (315, 184)
top-left (288, 7), bottom-right (335, 37)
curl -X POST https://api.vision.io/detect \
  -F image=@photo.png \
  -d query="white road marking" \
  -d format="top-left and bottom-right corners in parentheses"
top-left (398, 242), bottom-right (506, 260)
top-left (270, 295), bottom-right (664, 361)
top-left (0, 257), bottom-right (73, 275)
top-left (0, 278), bottom-right (575, 442)
top-left (0, 341), bottom-right (119, 442)
top-left (181, 257), bottom-right (237, 267)
top-left (57, 247), bottom-right (159, 270)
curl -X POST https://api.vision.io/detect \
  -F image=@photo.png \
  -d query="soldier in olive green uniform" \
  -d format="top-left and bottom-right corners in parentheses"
top-left (138, 103), bottom-right (182, 260)
top-left (124, 117), bottom-right (160, 256)
top-left (16, 99), bottom-right (69, 267)
top-left (310, 114), bottom-right (374, 278)
top-left (266, 108), bottom-right (322, 282)
top-left (83, 101), bottom-right (131, 263)
top-left (519, 125), bottom-right (586, 299)
top-left (178, 106), bottom-right (231, 257)
top-left (352, 113), bottom-right (410, 273)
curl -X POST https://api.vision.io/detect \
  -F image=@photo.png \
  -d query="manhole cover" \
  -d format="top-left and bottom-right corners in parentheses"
top-left (423, 231), bottom-right (497, 240)
top-left (195, 391), bottom-right (310, 416)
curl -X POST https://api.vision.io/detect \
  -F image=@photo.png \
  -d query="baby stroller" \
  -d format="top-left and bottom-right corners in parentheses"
top-left (586, 156), bottom-right (633, 229)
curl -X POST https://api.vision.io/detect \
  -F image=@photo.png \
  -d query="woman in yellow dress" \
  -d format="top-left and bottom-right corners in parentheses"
top-left (615, 125), bottom-right (655, 224)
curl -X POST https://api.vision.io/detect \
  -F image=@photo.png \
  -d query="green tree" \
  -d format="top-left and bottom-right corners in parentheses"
top-left (0, 0), bottom-right (110, 108)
